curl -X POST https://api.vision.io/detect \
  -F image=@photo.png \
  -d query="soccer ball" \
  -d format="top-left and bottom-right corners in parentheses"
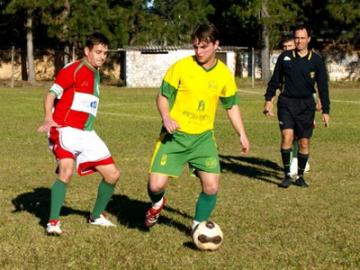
top-left (192, 221), bottom-right (223, 251)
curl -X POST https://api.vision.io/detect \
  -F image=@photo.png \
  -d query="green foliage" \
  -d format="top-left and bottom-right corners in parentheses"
top-left (151, 0), bottom-right (215, 45)
top-left (1, 0), bottom-right (359, 50)
top-left (209, 0), bottom-right (298, 48)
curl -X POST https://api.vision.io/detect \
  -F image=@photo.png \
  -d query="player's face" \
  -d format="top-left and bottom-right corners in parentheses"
top-left (193, 38), bottom-right (219, 68)
top-left (85, 43), bottom-right (109, 68)
top-left (282, 40), bottom-right (295, 51)
top-left (294, 29), bottom-right (311, 52)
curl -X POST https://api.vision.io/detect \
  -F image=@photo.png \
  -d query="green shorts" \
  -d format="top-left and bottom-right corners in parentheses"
top-left (149, 130), bottom-right (220, 177)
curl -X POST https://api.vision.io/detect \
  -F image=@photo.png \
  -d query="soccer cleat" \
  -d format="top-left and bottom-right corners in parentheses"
top-left (294, 177), bottom-right (309, 188)
top-left (46, 219), bottom-right (63, 235)
top-left (278, 177), bottom-right (293, 188)
top-left (88, 213), bottom-right (116, 227)
top-left (144, 197), bottom-right (167, 228)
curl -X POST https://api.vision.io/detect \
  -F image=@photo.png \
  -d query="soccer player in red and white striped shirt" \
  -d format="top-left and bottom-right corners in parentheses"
top-left (37, 32), bottom-right (120, 235)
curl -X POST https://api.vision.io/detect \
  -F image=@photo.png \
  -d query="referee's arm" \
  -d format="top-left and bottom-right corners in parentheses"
top-left (316, 59), bottom-right (330, 114)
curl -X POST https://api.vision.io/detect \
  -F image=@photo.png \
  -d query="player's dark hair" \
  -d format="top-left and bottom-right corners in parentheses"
top-left (86, 32), bottom-right (110, 49)
top-left (191, 23), bottom-right (219, 43)
top-left (293, 24), bottom-right (311, 37)
top-left (281, 34), bottom-right (294, 44)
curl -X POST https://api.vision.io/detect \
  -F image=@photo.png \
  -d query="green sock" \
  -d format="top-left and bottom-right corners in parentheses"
top-left (49, 179), bottom-right (67, 220)
top-left (194, 192), bottom-right (217, 222)
top-left (292, 140), bottom-right (299, 160)
top-left (91, 180), bottom-right (115, 219)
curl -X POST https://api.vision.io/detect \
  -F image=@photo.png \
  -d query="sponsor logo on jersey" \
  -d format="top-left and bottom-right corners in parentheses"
top-left (90, 101), bottom-right (97, 109)
top-left (71, 92), bottom-right (99, 116)
top-left (284, 56), bottom-right (291, 61)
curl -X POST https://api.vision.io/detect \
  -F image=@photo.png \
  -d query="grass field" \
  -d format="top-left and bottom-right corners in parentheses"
top-left (0, 81), bottom-right (359, 269)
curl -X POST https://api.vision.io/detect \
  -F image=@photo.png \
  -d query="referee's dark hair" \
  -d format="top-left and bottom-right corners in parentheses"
top-left (86, 32), bottom-right (110, 50)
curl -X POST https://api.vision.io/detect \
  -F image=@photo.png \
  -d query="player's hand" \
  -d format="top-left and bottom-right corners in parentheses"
top-left (263, 101), bottom-right (274, 117)
top-left (322, 113), bottom-right (330, 127)
top-left (316, 99), bottom-right (322, 111)
top-left (37, 119), bottom-right (60, 133)
top-left (239, 134), bottom-right (250, 155)
top-left (162, 116), bottom-right (179, 134)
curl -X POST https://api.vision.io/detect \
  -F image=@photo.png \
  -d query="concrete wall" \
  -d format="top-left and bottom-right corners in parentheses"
top-left (125, 49), bottom-right (237, 88)
top-left (0, 48), bottom-right (358, 86)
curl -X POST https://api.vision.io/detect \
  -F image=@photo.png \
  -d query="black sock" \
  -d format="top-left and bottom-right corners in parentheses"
top-left (147, 184), bottom-right (165, 204)
top-left (281, 148), bottom-right (292, 177)
top-left (297, 153), bottom-right (309, 178)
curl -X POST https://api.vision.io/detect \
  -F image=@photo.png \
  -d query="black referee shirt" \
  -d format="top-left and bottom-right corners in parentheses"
top-left (265, 50), bottom-right (330, 114)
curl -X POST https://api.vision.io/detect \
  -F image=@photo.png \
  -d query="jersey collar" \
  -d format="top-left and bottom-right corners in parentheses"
top-left (82, 58), bottom-right (98, 72)
top-left (293, 50), bottom-right (312, 60)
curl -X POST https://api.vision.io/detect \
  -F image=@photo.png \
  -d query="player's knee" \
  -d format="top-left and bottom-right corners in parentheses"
top-left (58, 169), bottom-right (73, 183)
top-left (106, 168), bottom-right (121, 184)
top-left (202, 184), bottom-right (219, 195)
top-left (148, 174), bottom-right (168, 193)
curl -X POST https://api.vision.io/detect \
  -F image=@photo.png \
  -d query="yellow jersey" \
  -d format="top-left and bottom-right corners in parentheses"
top-left (160, 55), bottom-right (239, 134)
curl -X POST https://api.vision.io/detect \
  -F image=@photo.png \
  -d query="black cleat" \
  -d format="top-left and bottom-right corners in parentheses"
top-left (294, 177), bottom-right (309, 188)
top-left (278, 177), bottom-right (293, 188)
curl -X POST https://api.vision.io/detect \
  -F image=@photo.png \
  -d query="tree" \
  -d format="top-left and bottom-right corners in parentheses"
top-left (296, 0), bottom-right (360, 49)
top-left (209, 0), bottom-right (298, 81)
top-left (151, 0), bottom-right (215, 45)
top-left (4, 0), bottom-right (49, 83)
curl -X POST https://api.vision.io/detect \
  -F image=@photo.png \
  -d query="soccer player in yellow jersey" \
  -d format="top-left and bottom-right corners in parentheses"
top-left (144, 23), bottom-right (250, 232)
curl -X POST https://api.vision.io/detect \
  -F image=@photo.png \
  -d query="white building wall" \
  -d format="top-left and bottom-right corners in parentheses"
top-left (125, 50), bottom-right (237, 88)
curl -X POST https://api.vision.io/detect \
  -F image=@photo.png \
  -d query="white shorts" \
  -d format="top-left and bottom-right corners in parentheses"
top-left (49, 126), bottom-right (114, 176)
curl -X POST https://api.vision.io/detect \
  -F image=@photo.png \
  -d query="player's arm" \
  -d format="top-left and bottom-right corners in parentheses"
top-left (226, 105), bottom-right (250, 154)
top-left (37, 92), bottom-right (60, 133)
top-left (264, 53), bottom-right (283, 117)
top-left (156, 93), bottom-right (179, 134)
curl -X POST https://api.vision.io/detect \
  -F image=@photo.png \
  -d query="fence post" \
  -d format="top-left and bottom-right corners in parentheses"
top-left (251, 47), bottom-right (255, 89)
top-left (11, 46), bottom-right (15, 88)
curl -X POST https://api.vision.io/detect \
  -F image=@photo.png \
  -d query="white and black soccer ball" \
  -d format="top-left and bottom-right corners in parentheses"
top-left (192, 221), bottom-right (223, 251)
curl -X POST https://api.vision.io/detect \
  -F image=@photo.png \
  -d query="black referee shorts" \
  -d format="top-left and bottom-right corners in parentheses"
top-left (277, 95), bottom-right (316, 138)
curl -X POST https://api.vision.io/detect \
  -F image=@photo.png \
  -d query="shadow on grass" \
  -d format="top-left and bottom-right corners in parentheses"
top-left (219, 155), bottom-right (283, 185)
top-left (11, 188), bottom-right (193, 236)
top-left (11, 187), bottom-right (88, 228)
top-left (107, 194), bottom-right (191, 234)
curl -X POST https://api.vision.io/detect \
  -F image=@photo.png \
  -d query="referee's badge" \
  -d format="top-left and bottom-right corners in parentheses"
top-left (310, 72), bottom-right (315, 78)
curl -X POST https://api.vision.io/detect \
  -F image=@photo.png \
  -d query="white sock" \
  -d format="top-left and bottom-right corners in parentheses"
top-left (192, 220), bottom-right (200, 231)
top-left (152, 197), bottom-right (163, 209)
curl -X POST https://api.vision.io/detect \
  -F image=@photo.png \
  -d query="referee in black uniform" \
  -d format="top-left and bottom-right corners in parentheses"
top-left (263, 24), bottom-right (330, 188)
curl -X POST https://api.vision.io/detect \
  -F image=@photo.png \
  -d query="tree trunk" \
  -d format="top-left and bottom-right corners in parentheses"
top-left (261, 2), bottom-right (270, 83)
top-left (25, 10), bottom-right (35, 83)
top-left (64, 45), bottom-right (70, 65)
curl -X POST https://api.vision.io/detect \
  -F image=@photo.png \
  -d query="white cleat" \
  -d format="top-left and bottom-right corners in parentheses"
top-left (88, 213), bottom-right (116, 227)
top-left (46, 219), bottom-right (63, 235)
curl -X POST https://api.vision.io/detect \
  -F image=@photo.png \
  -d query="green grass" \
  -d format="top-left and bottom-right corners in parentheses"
top-left (0, 81), bottom-right (359, 269)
